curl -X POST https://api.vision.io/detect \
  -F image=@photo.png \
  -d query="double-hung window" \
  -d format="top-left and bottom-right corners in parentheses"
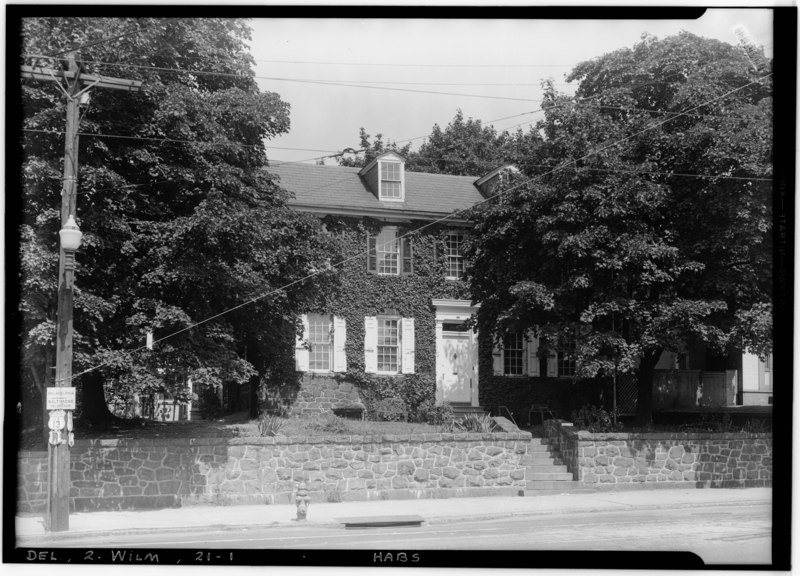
top-left (502, 332), bottom-right (525, 376)
top-left (445, 231), bottom-right (465, 280)
top-left (368, 227), bottom-right (413, 275)
top-left (364, 316), bottom-right (415, 375)
top-left (557, 338), bottom-right (577, 377)
top-left (377, 227), bottom-right (399, 275)
top-left (308, 314), bottom-right (332, 371)
top-left (493, 330), bottom-right (552, 377)
top-left (377, 318), bottom-right (400, 373)
top-left (380, 161), bottom-right (403, 200)
top-left (295, 314), bottom-right (347, 373)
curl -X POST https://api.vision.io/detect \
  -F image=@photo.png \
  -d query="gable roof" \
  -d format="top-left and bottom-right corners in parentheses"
top-left (272, 162), bottom-right (486, 221)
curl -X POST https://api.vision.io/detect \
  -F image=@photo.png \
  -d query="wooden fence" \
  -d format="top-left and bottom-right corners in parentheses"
top-left (653, 370), bottom-right (738, 409)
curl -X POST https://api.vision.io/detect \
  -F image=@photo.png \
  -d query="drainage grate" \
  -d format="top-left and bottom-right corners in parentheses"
top-left (335, 515), bottom-right (425, 528)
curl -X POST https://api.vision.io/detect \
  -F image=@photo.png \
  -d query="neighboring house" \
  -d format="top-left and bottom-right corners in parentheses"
top-left (653, 346), bottom-right (773, 408)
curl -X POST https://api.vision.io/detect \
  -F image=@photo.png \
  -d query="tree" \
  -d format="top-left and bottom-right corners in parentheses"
top-left (19, 18), bottom-right (335, 430)
top-left (404, 109), bottom-right (517, 176)
top-left (466, 32), bottom-right (772, 425)
top-left (336, 127), bottom-right (412, 168)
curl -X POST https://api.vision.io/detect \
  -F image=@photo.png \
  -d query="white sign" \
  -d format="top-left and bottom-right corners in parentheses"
top-left (46, 387), bottom-right (76, 410)
top-left (48, 409), bottom-right (66, 431)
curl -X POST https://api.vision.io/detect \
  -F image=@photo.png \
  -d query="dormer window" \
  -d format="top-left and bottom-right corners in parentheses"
top-left (475, 164), bottom-right (520, 198)
top-left (359, 152), bottom-right (406, 202)
top-left (379, 160), bottom-right (403, 200)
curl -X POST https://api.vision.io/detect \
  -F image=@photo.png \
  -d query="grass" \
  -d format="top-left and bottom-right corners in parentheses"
top-left (235, 413), bottom-right (439, 437)
top-left (19, 412), bottom-right (442, 449)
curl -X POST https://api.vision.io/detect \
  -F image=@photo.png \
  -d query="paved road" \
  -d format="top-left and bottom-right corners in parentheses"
top-left (18, 502), bottom-right (771, 566)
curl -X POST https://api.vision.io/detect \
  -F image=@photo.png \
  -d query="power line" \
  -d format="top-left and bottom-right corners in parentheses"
top-left (251, 58), bottom-right (576, 68)
top-left (49, 29), bottom-right (141, 58)
top-left (67, 72), bottom-right (772, 382)
top-left (23, 56), bottom-right (549, 103)
top-left (22, 128), bottom-right (342, 154)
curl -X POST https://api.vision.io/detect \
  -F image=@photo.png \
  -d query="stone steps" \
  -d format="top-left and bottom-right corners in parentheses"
top-left (525, 464), bottom-right (569, 474)
top-left (526, 479), bottom-right (586, 490)
top-left (520, 453), bottom-right (556, 465)
top-left (526, 471), bottom-right (575, 481)
top-left (522, 437), bottom-right (582, 492)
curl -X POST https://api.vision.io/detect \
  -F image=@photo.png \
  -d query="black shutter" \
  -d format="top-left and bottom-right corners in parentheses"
top-left (401, 237), bottom-right (413, 275)
top-left (367, 234), bottom-right (377, 273)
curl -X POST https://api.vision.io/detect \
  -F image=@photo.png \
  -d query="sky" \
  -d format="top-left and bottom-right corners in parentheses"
top-left (246, 8), bottom-right (775, 166)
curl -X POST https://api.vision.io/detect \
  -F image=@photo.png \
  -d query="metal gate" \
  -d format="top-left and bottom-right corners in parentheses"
top-left (615, 373), bottom-right (638, 415)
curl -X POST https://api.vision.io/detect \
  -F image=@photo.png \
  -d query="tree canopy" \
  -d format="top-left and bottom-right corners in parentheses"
top-left (20, 17), bottom-right (334, 428)
top-left (336, 110), bottom-right (542, 177)
top-left (466, 32), bottom-right (772, 424)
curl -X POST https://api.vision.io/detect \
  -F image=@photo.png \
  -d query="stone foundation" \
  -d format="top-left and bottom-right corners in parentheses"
top-left (544, 420), bottom-right (772, 488)
top-left (289, 375), bottom-right (364, 417)
top-left (17, 430), bottom-right (533, 513)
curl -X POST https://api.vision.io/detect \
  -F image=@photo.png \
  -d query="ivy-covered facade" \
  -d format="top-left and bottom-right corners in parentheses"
top-left (270, 152), bottom-right (769, 423)
top-left (272, 153), bottom-right (664, 423)
top-left (273, 152), bottom-right (502, 419)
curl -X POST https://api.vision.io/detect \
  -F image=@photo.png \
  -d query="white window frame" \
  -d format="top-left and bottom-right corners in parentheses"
top-left (296, 314), bottom-right (347, 374)
top-left (376, 227), bottom-right (400, 275)
top-left (502, 332), bottom-right (525, 376)
top-left (307, 313), bottom-right (332, 373)
top-left (444, 231), bottom-right (466, 280)
top-left (493, 330), bottom-right (548, 377)
top-left (377, 316), bottom-right (401, 374)
top-left (379, 160), bottom-right (404, 201)
top-left (365, 316), bottom-right (414, 375)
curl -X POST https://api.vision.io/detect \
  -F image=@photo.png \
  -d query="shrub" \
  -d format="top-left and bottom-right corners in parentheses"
top-left (371, 397), bottom-right (408, 422)
top-left (416, 399), bottom-right (455, 426)
top-left (455, 413), bottom-right (498, 433)
top-left (258, 413), bottom-right (284, 437)
top-left (310, 413), bottom-right (353, 434)
top-left (742, 418), bottom-right (771, 433)
top-left (571, 404), bottom-right (623, 433)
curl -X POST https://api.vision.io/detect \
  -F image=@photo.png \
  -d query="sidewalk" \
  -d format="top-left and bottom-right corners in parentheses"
top-left (16, 487), bottom-right (771, 541)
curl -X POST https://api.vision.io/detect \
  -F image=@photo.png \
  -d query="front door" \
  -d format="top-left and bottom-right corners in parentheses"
top-left (441, 332), bottom-right (474, 404)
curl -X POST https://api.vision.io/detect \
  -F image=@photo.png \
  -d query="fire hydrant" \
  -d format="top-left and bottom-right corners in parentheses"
top-left (295, 482), bottom-right (310, 521)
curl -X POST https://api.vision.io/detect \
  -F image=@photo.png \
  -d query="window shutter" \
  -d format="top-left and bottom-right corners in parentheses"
top-left (546, 348), bottom-right (558, 377)
top-left (401, 317), bottom-right (415, 374)
top-left (295, 314), bottom-right (309, 372)
top-left (401, 237), bottom-right (413, 275)
top-left (367, 234), bottom-right (377, 273)
top-left (364, 316), bottom-right (378, 373)
top-left (492, 337), bottom-right (504, 376)
top-left (333, 316), bottom-right (347, 373)
top-left (526, 331), bottom-right (540, 377)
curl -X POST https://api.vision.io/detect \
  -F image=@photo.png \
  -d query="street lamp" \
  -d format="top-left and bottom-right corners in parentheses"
top-left (46, 214), bottom-right (82, 532)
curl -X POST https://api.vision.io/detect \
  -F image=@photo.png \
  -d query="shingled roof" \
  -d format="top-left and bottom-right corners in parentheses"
top-left (271, 162), bottom-right (486, 220)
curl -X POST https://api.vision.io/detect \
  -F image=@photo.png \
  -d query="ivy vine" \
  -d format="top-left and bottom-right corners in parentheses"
top-left (303, 216), bottom-right (472, 418)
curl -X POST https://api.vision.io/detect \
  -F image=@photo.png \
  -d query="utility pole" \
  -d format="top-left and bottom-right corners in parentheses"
top-left (22, 50), bottom-right (141, 532)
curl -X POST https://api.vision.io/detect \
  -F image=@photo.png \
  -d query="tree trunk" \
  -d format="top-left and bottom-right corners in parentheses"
top-left (248, 374), bottom-right (260, 419)
top-left (635, 351), bottom-right (662, 427)
top-left (77, 371), bottom-right (119, 425)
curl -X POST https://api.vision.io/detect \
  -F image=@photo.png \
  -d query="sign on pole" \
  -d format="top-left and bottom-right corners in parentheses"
top-left (47, 387), bottom-right (76, 410)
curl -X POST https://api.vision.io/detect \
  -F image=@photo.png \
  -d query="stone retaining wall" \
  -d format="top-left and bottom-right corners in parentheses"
top-left (17, 430), bottom-right (532, 513)
top-left (544, 420), bottom-right (772, 488)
